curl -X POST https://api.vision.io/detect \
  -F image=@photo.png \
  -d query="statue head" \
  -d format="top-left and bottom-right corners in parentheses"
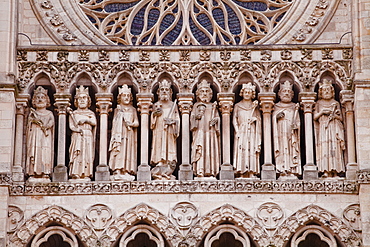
top-left (318, 79), bottom-right (335, 100)
top-left (74, 85), bottom-right (91, 109)
top-left (158, 79), bottom-right (172, 101)
top-left (118, 84), bottom-right (133, 105)
top-left (196, 79), bottom-right (213, 103)
top-left (240, 82), bottom-right (256, 100)
top-left (278, 81), bottom-right (294, 103)
top-left (32, 86), bottom-right (50, 109)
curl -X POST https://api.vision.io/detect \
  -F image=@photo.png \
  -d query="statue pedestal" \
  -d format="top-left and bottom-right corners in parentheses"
top-left (12, 166), bottom-right (24, 182)
top-left (52, 164), bottom-right (68, 182)
top-left (261, 163), bottom-right (276, 180)
top-left (303, 163), bottom-right (318, 180)
top-left (178, 164), bottom-right (193, 181)
top-left (219, 163), bottom-right (234, 180)
top-left (346, 163), bottom-right (358, 180)
top-left (137, 163), bottom-right (151, 181)
top-left (95, 164), bottom-right (110, 181)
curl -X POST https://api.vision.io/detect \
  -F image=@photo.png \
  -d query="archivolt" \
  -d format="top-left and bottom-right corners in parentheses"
top-left (8, 205), bottom-right (98, 247)
top-left (273, 204), bottom-right (362, 247)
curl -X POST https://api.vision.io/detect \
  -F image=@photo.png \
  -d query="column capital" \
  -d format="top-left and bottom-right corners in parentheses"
top-left (54, 93), bottom-right (71, 114)
top-left (177, 93), bottom-right (194, 114)
top-left (217, 93), bottom-right (234, 114)
top-left (96, 93), bottom-right (113, 115)
top-left (299, 92), bottom-right (316, 113)
top-left (340, 90), bottom-right (354, 112)
top-left (258, 92), bottom-right (275, 114)
top-left (15, 94), bottom-right (29, 115)
top-left (137, 93), bottom-right (153, 114)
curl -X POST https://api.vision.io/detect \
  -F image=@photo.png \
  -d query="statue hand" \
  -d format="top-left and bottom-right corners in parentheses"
top-left (164, 118), bottom-right (175, 125)
top-left (322, 109), bottom-right (332, 115)
top-left (291, 123), bottom-right (298, 130)
top-left (210, 117), bottom-right (218, 126)
top-left (153, 108), bottom-right (163, 117)
top-left (276, 112), bottom-right (285, 119)
top-left (195, 114), bottom-right (202, 120)
top-left (78, 119), bottom-right (85, 125)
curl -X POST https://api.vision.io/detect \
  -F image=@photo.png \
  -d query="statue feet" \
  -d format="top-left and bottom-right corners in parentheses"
top-left (27, 175), bottom-right (51, 183)
top-left (111, 170), bottom-right (135, 181)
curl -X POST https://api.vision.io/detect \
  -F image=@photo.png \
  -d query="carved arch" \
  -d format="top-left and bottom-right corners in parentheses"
top-left (151, 72), bottom-right (180, 95)
top-left (190, 64), bottom-right (223, 93)
top-left (107, 65), bottom-right (139, 93)
top-left (67, 66), bottom-right (99, 94)
top-left (274, 204), bottom-right (361, 247)
top-left (20, 66), bottom-right (57, 94)
top-left (237, 62), bottom-right (265, 90)
top-left (311, 61), bottom-right (351, 90)
top-left (188, 204), bottom-right (269, 247)
top-left (268, 62), bottom-right (305, 92)
top-left (8, 205), bottom-right (98, 247)
top-left (103, 203), bottom-right (181, 247)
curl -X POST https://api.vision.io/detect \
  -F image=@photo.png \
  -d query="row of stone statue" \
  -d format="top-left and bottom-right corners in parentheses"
top-left (26, 79), bottom-right (345, 181)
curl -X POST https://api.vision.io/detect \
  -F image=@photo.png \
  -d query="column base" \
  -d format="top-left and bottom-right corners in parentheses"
top-left (261, 163), bottom-right (276, 180)
top-left (346, 162), bottom-right (358, 180)
top-left (303, 163), bottom-right (318, 180)
top-left (12, 166), bottom-right (24, 182)
top-left (95, 164), bottom-right (110, 181)
top-left (137, 163), bottom-right (152, 181)
top-left (219, 163), bottom-right (234, 180)
top-left (53, 164), bottom-right (68, 182)
top-left (178, 164), bottom-right (193, 181)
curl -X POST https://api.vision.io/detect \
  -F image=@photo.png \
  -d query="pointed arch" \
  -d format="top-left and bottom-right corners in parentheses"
top-left (237, 62), bottom-right (265, 91)
top-left (190, 65), bottom-right (222, 93)
top-left (24, 70), bottom-right (57, 94)
top-left (8, 205), bottom-right (97, 247)
top-left (273, 204), bottom-right (361, 247)
top-left (107, 63), bottom-right (140, 93)
top-left (188, 204), bottom-right (269, 247)
top-left (311, 61), bottom-right (350, 90)
top-left (103, 203), bottom-right (181, 247)
top-left (268, 62), bottom-right (305, 93)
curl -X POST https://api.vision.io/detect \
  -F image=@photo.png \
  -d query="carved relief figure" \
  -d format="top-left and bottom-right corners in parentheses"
top-left (150, 79), bottom-right (180, 180)
top-left (233, 83), bottom-right (261, 178)
top-left (314, 79), bottom-right (345, 177)
top-left (26, 86), bottom-right (54, 179)
top-left (109, 85), bottom-right (139, 181)
top-left (68, 86), bottom-right (97, 179)
top-left (191, 80), bottom-right (221, 177)
top-left (272, 81), bottom-right (301, 177)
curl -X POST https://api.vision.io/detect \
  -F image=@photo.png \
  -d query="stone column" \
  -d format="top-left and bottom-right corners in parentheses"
top-left (95, 93), bottom-right (112, 181)
top-left (218, 93), bottom-right (234, 180)
top-left (259, 92), bottom-right (276, 180)
top-left (52, 93), bottom-right (70, 182)
top-left (340, 90), bottom-right (357, 180)
top-left (177, 93), bottom-right (193, 180)
top-left (136, 93), bottom-right (153, 181)
top-left (299, 92), bottom-right (318, 180)
top-left (13, 95), bottom-right (28, 182)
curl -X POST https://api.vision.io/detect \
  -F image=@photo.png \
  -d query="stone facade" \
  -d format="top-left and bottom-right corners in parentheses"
top-left (1, 0), bottom-right (370, 246)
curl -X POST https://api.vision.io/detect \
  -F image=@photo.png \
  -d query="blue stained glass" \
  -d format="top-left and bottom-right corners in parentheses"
top-left (148, 9), bottom-right (160, 30)
top-left (154, 0), bottom-right (159, 7)
top-left (132, 37), bottom-right (137, 43)
top-left (257, 20), bottom-right (264, 25)
top-left (251, 25), bottom-right (257, 32)
top-left (275, 12), bottom-right (285, 23)
top-left (197, 13), bottom-right (213, 34)
top-left (212, 8), bottom-right (225, 29)
top-left (131, 4), bottom-right (147, 35)
top-left (222, 33), bottom-right (230, 42)
top-left (96, 0), bottom-right (103, 3)
top-left (190, 18), bottom-right (210, 45)
top-left (141, 34), bottom-right (150, 43)
top-left (269, 6), bottom-right (279, 10)
top-left (216, 35), bottom-right (221, 45)
top-left (151, 36), bottom-right (156, 45)
top-left (104, 2), bottom-right (139, 13)
top-left (231, 0), bottom-right (268, 11)
top-left (225, 4), bottom-right (241, 35)
top-left (194, 6), bottom-right (200, 13)
top-left (87, 15), bottom-right (96, 23)
top-left (162, 15), bottom-right (183, 45)
top-left (197, 0), bottom-right (204, 5)
top-left (108, 21), bottom-right (115, 26)
top-left (213, 0), bottom-right (218, 6)
top-left (235, 36), bottom-right (240, 44)
top-left (159, 14), bottom-right (175, 35)
top-left (115, 27), bottom-right (122, 33)
top-left (94, 8), bottom-right (103, 12)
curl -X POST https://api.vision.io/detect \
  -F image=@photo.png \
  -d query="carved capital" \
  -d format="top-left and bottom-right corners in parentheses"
top-left (96, 93), bottom-right (113, 115)
top-left (177, 93), bottom-right (194, 114)
top-left (217, 93), bottom-right (234, 114)
top-left (340, 90), bottom-right (354, 113)
top-left (15, 95), bottom-right (29, 115)
top-left (299, 92), bottom-right (316, 113)
top-left (137, 93), bottom-right (153, 114)
top-left (258, 92), bottom-right (275, 114)
top-left (53, 93), bottom-right (71, 114)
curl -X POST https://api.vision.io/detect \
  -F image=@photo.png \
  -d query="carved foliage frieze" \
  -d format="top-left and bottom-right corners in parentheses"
top-left (8, 205), bottom-right (24, 233)
top-left (343, 204), bottom-right (361, 232)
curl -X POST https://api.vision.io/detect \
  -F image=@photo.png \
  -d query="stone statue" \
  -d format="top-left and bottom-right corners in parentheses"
top-left (109, 85), bottom-right (139, 181)
top-left (150, 79), bottom-right (180, 180)
top-left (314, 79), bottom-right (345, 177)
top-left (272, 81), bottom-right (301, 178)
top-left (26, 86), bottom-right (54, 180)
top-left (190, 80), bottom-right (221, 177)
top-left (68, 86), bottom-right (97, 180)
top-left (233, 83), bottom-right (261, 178)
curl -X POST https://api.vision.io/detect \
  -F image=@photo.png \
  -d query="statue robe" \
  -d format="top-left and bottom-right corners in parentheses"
top-left (109, 105), bottom-right (139, 174)
top-left (69, 109), bottom-right (96, 178)
top-left (233, 101), bottom-right (261, 175)
top-left (272, 102), bottom-right (301, 175)
top-left (150, 101), bottom-right (180, 165)
top-left (190, 102), bottom-right (221, 177)
top-left (314, 99), bottom-right (345, 173)
top-left (26, 109), bottom-right (54, 176)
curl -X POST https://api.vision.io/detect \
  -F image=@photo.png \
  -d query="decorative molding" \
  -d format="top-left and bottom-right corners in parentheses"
top-left (7, 205), bottom-right (24, 233)
top-left (274, 204), bottom-right (362, 247)
top-left (170, 202), bottom-right (199, 230)
top-left (343, 204), bottom-right (361, 232)
top-left (0, 173), bottom-right (12, 185)
top-left (9, 180), bottom-right (358, 196)
top-left (357, 170), bottom-right (370, 183)
top-left (256, 202), bottom-right (284, 230)
top-left (85, 204), bottom-right (113, 231)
